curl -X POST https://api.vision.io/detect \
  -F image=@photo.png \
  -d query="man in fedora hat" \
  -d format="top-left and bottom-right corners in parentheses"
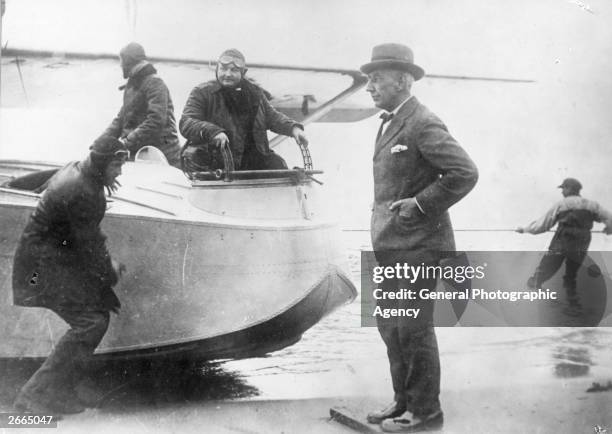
top-left (362, 43), bottom-right (478, 432)
top-left (517, 178), bottom-right (612, 306)
top-left (179, 48), bottom-right (308, 173)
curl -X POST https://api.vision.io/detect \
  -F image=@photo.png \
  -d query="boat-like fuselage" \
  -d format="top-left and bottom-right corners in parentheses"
top-left (0, 157), bottom-right (356, 362)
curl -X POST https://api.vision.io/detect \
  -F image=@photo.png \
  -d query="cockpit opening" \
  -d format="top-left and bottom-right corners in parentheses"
top-left (1, 168), bottom-right (59, 193)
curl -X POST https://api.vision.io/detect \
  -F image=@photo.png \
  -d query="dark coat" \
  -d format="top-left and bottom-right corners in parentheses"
top-left (371, 97), bottom-right (478, 263)
top-left (12, 159), bottom-right (120, 312)
top-left (179, 80), bottom-right (299, 168)
top-left (103, 62), bottom-right (181, 167)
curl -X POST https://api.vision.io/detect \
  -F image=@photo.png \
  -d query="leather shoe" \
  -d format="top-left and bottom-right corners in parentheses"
top-left (381, 410), bottom-right (443, 432)
top-left (366, 401), bottom-right (406, 424)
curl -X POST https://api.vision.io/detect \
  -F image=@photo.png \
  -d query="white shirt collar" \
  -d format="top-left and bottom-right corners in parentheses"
top-left (387, 95), bottom-right (413, 116)
top-left (379, 95), bottom-right (412, 137)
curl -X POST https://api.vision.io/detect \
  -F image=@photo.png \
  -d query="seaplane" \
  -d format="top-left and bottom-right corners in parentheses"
top-left (0, 47), bottom-right (375, 362)
top-left (0, 38), bottom-right (537, 362)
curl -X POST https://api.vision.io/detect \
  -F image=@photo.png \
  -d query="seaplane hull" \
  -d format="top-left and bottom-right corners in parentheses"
top-left (0, 158), bottom-right (356, 361)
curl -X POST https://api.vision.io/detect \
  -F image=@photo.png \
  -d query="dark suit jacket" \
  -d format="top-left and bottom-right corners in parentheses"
top-left (371, 97), bottom-right (478, 263)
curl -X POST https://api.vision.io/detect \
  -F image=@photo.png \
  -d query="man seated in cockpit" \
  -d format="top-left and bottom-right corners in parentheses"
top-left (179, 48), bottom-right (309, 172)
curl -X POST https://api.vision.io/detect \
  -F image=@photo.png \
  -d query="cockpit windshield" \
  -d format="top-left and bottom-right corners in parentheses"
top-left (134, 146), bottom-right (169, 165)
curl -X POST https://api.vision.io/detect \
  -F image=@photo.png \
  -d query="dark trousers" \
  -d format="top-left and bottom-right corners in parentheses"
top-left (181, 142), bottom-right (287, 172)
top-left (532, 250), bottom-right (586, 297)
top-left (239, 146), bottom-right (288, 170)
top-left (376, 272), bottom-right (441, 417)
top-left (532, 229), bottom-right (591, 297)
top-left (533, 226), bottom-right (591, 297)
top-left (18, 309), bottom-right (109, 403)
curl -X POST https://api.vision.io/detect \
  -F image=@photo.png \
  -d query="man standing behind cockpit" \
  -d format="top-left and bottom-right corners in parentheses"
top-left (102, 42), bottom-right (181, 167)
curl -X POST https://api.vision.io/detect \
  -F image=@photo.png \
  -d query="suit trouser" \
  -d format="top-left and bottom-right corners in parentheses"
top-left (18, 309), bottom-right (109, 403)
top-left (376, 272), bottom-right (441, 417)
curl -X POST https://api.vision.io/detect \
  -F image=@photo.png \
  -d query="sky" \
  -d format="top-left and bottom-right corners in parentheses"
top-left (2, 0), bottom-right (610, 77)
top-left (1, 0), bottom-right (612, 232)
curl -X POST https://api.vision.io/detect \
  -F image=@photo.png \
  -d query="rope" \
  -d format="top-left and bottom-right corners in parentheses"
top-left (341, 228), bottom-right (604, 233)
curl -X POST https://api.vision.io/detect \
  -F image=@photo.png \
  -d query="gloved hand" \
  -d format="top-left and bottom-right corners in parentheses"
top-left (211, 132), bottom-right (229, 149)
top-left (292, 126), bottom-right (309, 147)
top-left (106, 179), bottom-right (122, 196)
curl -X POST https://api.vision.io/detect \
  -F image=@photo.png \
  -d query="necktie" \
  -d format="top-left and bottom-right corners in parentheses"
top-left (376, 112), bottom-right (394, 142)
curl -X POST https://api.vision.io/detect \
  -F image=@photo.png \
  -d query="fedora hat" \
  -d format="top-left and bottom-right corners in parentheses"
top-left (360, 43), bottom-right (425, 80)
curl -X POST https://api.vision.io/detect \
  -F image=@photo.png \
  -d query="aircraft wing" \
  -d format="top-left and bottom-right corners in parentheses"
top-left (1, 48), bottom-right (533, 126)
